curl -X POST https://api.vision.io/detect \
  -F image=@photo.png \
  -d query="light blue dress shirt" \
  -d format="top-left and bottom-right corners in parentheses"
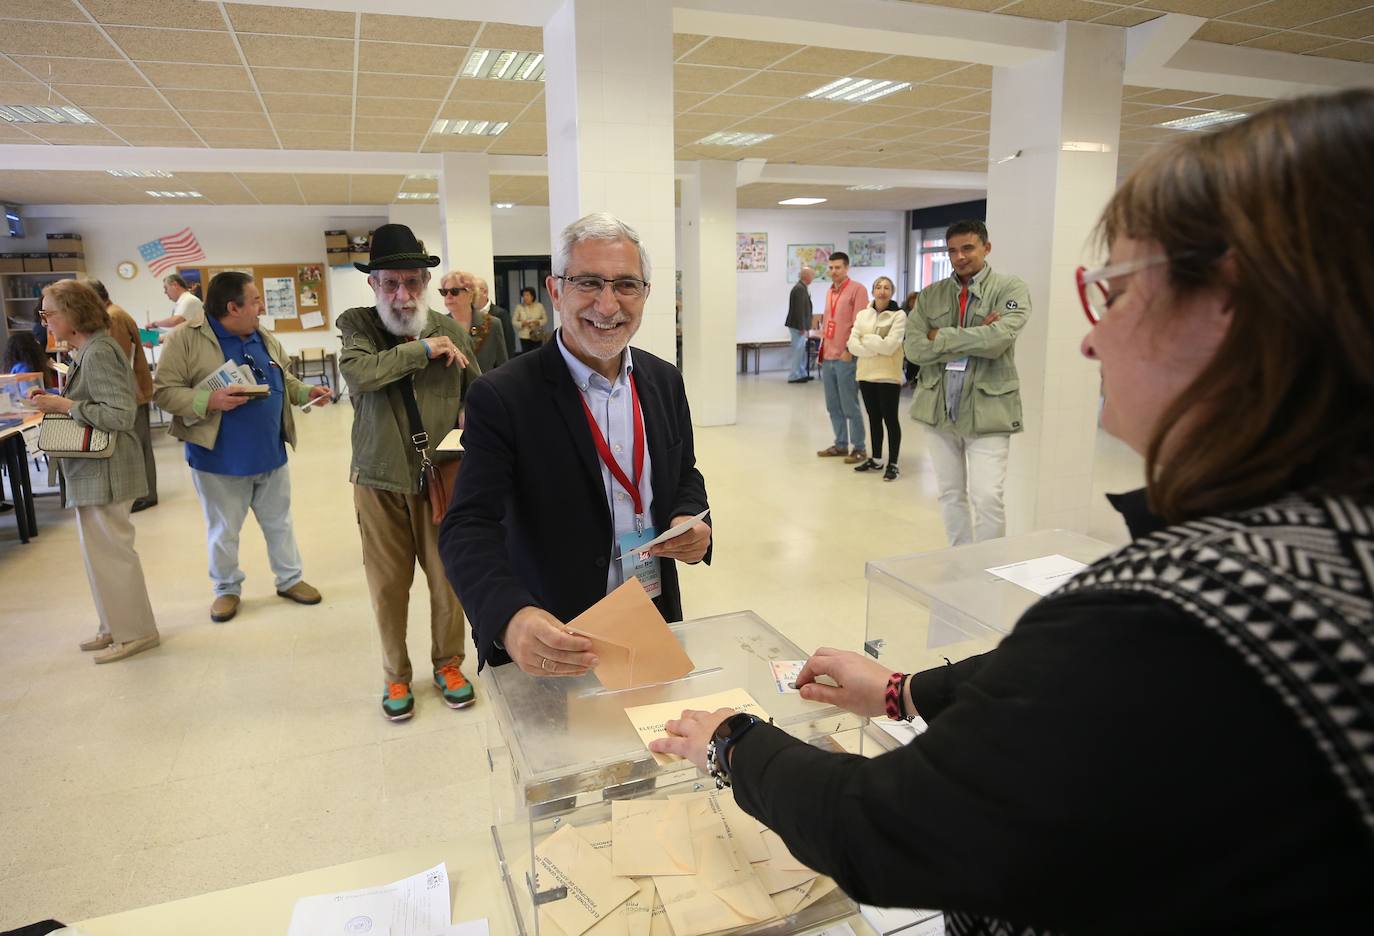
top-left (557, 330), bottom-right (656, 595)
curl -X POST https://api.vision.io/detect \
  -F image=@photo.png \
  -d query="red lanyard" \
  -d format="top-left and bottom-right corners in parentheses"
top-left (958, 284), bottom-right (970, 327)
top-left (578, 373), bottom-right (646, 519)
top-left (827, 279), bottom-right (852, 320)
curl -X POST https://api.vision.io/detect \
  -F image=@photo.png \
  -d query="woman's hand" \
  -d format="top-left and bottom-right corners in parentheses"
top-left (649, 707), bottom-right (736, 772)
top-left (795, 647), bottom-right (897, 718)
top-left (27, 388), bottom-right (72, 415)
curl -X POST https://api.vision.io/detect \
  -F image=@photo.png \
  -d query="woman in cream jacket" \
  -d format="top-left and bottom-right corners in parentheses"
top-left (846, 276), bottom-right (906, 481)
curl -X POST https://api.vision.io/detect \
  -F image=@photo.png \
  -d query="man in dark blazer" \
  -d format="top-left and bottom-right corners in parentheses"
top-left (785, 265), bottom-right (815, 382)
top-left (441, 213), bottom-right (712, 677)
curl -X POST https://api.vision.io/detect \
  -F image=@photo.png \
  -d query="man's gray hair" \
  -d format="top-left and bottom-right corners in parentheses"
top-left (552, 212), bottom-right (652, 283)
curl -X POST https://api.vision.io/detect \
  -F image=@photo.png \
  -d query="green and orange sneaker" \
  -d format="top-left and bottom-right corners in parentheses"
top-left (382, 682), bottom-right (414, 722)
top-left (433, 658), bottom-right (476, 709)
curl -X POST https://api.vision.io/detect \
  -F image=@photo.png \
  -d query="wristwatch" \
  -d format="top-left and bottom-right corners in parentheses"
top-left (706, 712), bottom-right (763, 789)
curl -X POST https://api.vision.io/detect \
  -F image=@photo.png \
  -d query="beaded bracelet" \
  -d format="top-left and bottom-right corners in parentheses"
top-left (883, 671), bottom-right (905, 721)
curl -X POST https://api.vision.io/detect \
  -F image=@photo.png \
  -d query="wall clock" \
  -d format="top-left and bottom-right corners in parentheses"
top-left (117, 260), bottom-right (138, 280)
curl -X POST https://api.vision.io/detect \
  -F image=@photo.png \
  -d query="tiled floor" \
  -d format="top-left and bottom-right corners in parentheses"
top-left (0, 372), bottom-right (1143, 927)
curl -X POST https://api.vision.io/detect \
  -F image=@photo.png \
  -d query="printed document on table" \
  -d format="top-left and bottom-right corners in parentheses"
top-left (985, 554), bottom-right (1087, 597)
top-left (287, 862), bottom-right (451, 936)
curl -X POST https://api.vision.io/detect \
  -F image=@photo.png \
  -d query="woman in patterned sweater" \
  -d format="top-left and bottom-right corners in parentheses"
top-left (653, 89), bottom-right (1374, 934)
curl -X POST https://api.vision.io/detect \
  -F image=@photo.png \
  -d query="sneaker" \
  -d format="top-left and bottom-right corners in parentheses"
top-left (433, 658), bottom-right (476, 709)
top-left (853, 457), bottom-right (882, 473)
top-left (210, 594), bottom-right (240, 623)
top-left (79, 633), bottom-right (113, 652)
top-left (843, 449), bottom-right (869, 465)
top-left (277, 581), bottom-right (322, 605)
top-left (93, 634), bottom-right (160, 664)
top-left (883, 463), bottom-right (900, 481)
top-left (382, 682), bottom-right (414, 722)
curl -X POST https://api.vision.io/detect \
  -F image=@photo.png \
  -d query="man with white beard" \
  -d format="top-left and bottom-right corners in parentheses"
top-left (338, 224), bottom-right (483, 722)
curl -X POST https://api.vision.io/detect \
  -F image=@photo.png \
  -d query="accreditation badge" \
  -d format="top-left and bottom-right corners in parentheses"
top-left (618, 526), bottom-right (662, 598)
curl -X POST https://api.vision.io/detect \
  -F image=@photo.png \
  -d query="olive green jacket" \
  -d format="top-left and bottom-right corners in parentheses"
top-left (153, 317), bottom-right (313, 452)
top-left (338, 305), bottom-right (481, 495)
top-left (60, 331), bottom-right (148, 508)
top-left (904, 264), bottom-right (1031, 436)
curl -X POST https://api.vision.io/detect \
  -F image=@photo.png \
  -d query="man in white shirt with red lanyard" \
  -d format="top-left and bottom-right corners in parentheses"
top-left (815, 252), bottom-right (869, 464)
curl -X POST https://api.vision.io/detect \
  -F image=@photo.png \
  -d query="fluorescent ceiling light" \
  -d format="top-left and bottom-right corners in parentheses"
top-left (778, 197), bottom-right (827, 206)
top-left (396, 192), bottom-right (436, 200)
top-left (697, 131), bottom-right (773, 147)
top-left (493, 202), bottom-right (515, 208)
top-left (804, 77), bottom-right (911, 103)
top-left (432, 119), bottom-right (510, 136)
top-left (0, 104), bottom-right (95, 124)
top-left (405, 172), bottom-right (437, 181)
top-left (146, 191), bottom-right (202, 198)
top-left (108, 168), bottom-right (174, 177)
top-left (461, 48), bottom-right (545, 82)
top-left (1156, 110), bottom-right (1245, 131)
top-left (846, 183), bottom-right (892, 191)
top-left (1061, 141), bottom-right (1112, 153)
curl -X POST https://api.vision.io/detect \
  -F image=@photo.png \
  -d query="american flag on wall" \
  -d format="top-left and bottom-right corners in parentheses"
top-left (138, 227), bottom-right (205, 277)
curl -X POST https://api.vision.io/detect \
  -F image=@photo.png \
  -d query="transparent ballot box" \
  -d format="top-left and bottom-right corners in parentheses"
top-left (864, 530), bottom-right (1115, 676)
top-left (484, 610), bottom-right (867, 935)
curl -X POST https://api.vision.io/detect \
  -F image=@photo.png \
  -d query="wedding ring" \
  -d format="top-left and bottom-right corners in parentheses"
top-left (540, 657), bottom-right (550, 671)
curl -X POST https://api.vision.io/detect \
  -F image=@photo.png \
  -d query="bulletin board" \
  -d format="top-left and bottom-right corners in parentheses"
top-left (176, 262), bottom-right (330, 334)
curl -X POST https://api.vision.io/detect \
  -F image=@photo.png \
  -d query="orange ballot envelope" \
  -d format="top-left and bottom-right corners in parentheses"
top-left (566, 578), bottom-right (695, 691)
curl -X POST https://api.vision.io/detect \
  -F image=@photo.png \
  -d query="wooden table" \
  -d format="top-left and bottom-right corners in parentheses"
top-left (737, 339), bottom-right (792, 374)
top-left (0, 412), bottom-right (42, 543)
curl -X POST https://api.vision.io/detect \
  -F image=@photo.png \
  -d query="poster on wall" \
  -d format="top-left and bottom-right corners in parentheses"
top-left (848, 232), bottom-right (886, 267)
top-left (298, 264), bottom-right (322, 308)
top-left (787, 244), bottom-right (833, 283)
top-left (263, 276), bottom-right (299, 319)
top-left (735, 232), bottom-right (768, 272)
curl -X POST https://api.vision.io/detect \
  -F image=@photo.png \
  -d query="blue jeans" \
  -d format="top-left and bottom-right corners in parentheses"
top-left (191, 465), bottom-right (304, 596)
top-left (788, 328), bottom-right (809, 379)
top-left (821, 358), bottom-right (865, 451)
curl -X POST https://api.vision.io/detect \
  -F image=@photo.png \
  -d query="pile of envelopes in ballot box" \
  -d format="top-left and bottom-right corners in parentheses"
top-left (531, 787), bottom-right (837, 936)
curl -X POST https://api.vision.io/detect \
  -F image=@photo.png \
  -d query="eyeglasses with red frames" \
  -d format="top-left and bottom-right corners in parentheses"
top-left (1075, 254), bottom-right (1170, 325)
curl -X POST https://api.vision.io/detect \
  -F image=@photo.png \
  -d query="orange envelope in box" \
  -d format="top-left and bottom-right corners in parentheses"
top-left (567, 578), bottom-right (694, 690)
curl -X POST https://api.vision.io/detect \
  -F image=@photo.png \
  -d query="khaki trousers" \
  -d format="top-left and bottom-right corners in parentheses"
top-left (353, 484), bottom-right (465, 684)
top-left (75, 500), bottom-right (160, 644)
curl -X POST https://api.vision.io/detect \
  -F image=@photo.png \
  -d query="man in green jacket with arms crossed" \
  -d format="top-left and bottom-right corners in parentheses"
top-left (339, 224), bottom-right (482, 722)
top-left (905, 220), bottom-right (1030, 545)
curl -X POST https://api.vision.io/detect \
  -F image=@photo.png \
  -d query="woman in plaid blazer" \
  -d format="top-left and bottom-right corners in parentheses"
top-left (28, 280), bottom-right (160, 664)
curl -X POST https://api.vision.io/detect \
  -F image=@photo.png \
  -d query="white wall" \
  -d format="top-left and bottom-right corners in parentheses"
top-left (733, 208), bottom-right (905, 344)
top-left (492, 206), bottom-right (552, 256)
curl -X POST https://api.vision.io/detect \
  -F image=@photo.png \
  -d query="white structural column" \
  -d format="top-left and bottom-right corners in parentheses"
top-left (438, 152), bottom-right (495, 288)
top-left (542, 0), bottom-right (677, 362)
top-left (679, 160), bottom-right (738, 426)
top-left (986, 22), bottom-right (1125, 535)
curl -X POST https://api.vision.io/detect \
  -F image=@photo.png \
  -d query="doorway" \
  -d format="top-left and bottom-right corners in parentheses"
top-left (493, 255), bottom-right (553, 354)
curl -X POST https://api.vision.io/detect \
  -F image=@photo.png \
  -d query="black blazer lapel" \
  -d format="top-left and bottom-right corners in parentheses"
top-left (540, 337), bottom-right (610, 515)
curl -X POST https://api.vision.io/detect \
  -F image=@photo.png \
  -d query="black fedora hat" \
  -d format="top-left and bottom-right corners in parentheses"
top-left (354, 223), bottom-right (441, 274)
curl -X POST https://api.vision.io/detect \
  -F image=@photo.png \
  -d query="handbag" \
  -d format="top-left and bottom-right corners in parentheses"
top-left (395, 373), bottom-right (461, 525)
top-left (37, 412), bottom-right (114, 459)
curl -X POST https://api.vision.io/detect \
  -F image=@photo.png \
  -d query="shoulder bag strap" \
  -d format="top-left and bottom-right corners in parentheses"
top-left (375, 314), bottom-right (433, 470)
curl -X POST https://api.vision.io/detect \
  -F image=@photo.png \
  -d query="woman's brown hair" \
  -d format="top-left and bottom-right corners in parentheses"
top-left (1098, 88), bottom-right (1374, 522)
top-left (43, 279), bottom-right (111, 335)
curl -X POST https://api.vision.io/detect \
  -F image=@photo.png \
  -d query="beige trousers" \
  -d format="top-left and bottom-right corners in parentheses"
top-left (353, 484), bottom-right (466, 684)
top-left (75, 500), bottom-right (159, 644)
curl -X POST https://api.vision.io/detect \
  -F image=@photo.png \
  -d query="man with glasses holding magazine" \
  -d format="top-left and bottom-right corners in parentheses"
top-left (154, 270), bottom-right (331, 624)
top-left (441, 212), bottom-right (712, 680)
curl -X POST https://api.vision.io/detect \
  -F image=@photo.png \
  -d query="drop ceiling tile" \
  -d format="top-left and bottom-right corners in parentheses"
top-left (939, 64), bottom-right (993, 88)
top-left (839, 103), bottom-right (922, 126)
top-left (359, 15), bottom-right (480, 46)
top-left (1307, 10), bottom-right (1374, 39)
top-left (0, 58), bottom-right (35, 83)
top-left (487, 133), bottom-right (546, 156)
top-left (943, 90), bottom-right (990, 111)
top-left (419, 134), bottom-right (493, 153)
top-left (353, 96), bottom-right (426, 118)
top-left (276, 113), bottom-right (352, 132)
top-left (881, 84), bottom-right (983, 109)
top-left (164, 90), bottom-right (264, 113)
top-left (1130, 87), bottom-right (1205, 106)
top-left (853, 56), bottom-right (964, 87)
top-left (771, 46), bottom-right (890, 76)
top-left (82, 105), bottom-right (184, 127)
top-left (113, 125), bottom-right (203, 146)
top-left (138, 63), bottom-right (253, 92)
top-left (435, 100), bottom-right (525, 122)
top-left (0, 2), bottom-right (88, 24)
top-left (0, 79), bottom-right (47, 99)
top-left (1191, 21), bottom-right (1270, 44)
top-left (1309, 41), bottom-right (1374, 62)
top-left (674, 112), bottom-right (738, 132)
top-left (107, 28), bottom-right (240, 64)
top-left (519, 101), bottom-right (544, 123)
top-left (354, 132), bottom-right (424, 152)
top-left (224, 3), bottom-right (355, 39)
top-left (994, 0), bottom-right (1121, 23)
top-left (24, 123), bottom-right (127, 144)
top-left (1182, 93), bottom-right (1268, 110)
top-left (296, 174), bottom-right (350, 202)
top-left (277, 129), bottom-right (352, 149)
top-left (347, 174), bottom-right (405, 197)
top-left (189, 110), bottom-right (273, 130)
top-left (8, 57), bottom-right (147, 87)
top-left (674, 64), bottom-right (752, 93)
top-left (1141, 1), bottom-right (1256, 17)
top-left (673, 34), bottom-right (708, 60)
top-left (83, 0), bottom-right (226, 30)
top-left (358, 41), bottom-right (466, 77)
top-left (674, 91), bottom-right (712, 111)
top-left (475, 23), bottom-right (542, 51)
top-left (262, 92), bottom-right (352, 115)
top-left (781, 98), bottom-right (862, 120)
top-left (732, 115), bottom-right (811, 135)
top-left (355, 115), bottom-right (432, 134)
top-left (949, 113), bottom-right (991, 130)
top-left (54, 84), bottom-right (167, 108)
top-left (689, 94), bottom-right (780, 117)
top-left (0, 122), bottom-right (38, 141)
top-left (198, 128), bottom-right (279, 149)
top-left (1223, 0), bottom-right (1360, 30)
top-left (683, 38), bottom-right (804, 69)
top-left (1093, 7), bottom-right (1163, 26)
top-left (449, 78), bottom-right (543, 104)
top-left (1242, 32), bottom-right (1337, 53)
top-left (0, 22), bottom-right (121, 58)
top-left (726, 70), bottom-right (828, 98)
top-left (238, 35), bottom-right (354, 71)
top-left (236, 172), bottom-right (303, 202)
top-left (251, 68), bottom-right (353, 95)
top-left (357, 72), bottom-right (453, 99)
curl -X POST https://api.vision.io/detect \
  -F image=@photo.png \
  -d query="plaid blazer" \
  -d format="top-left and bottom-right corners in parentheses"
top-left (60, 331), bottom-right (147, 508)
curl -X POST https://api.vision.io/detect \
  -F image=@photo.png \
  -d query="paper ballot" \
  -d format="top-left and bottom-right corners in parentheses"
top-left (625, 688), bottom-right (771, 767)
top-left (287, 863), bottom-right (451, 936)
top-left (985, 554), bottom-right (1087, 597)
top-left (611, 798), bottom-right (696, 876)
top-left (534, 825), bottom-right (639, 936)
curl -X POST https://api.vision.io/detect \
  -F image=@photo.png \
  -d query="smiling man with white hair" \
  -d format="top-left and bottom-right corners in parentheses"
top-left (338, 224), bottom-right (483, 722)
top-left (440, 212), bottom-right (713, 679)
